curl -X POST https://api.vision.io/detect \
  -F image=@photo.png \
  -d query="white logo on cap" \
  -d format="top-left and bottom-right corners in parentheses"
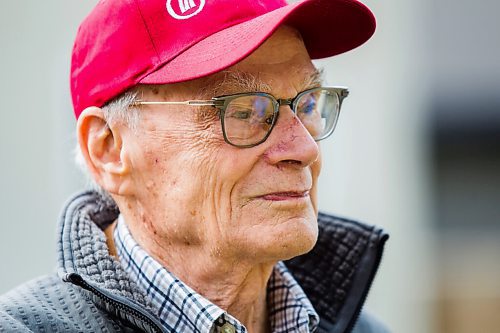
top-left (166, 0), bottom-right (205, 20)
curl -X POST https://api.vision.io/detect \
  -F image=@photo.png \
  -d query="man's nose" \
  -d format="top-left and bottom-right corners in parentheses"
top-left (263, 106), bottom-right (320, 167)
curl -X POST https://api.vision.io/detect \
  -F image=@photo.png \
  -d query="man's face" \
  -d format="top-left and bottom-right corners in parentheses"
top-left (122, 26), bottom-right (322, 264)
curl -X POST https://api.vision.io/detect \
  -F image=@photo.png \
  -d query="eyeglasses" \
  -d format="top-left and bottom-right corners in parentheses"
top-left (132, 86), bottom-right (349, 148)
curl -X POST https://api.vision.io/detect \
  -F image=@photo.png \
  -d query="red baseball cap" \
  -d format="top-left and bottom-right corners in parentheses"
top-left (71, 0), bottom-right (376, 118)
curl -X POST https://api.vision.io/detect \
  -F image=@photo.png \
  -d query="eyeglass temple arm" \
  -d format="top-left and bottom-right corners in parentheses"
top-left (132, 100), bottom-right (217, 107)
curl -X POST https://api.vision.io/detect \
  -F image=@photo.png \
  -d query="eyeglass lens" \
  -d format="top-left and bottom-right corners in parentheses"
top-left (223, 95), bottom-right (275, 146)
top-left (223, 89), bottom-right (340, 147)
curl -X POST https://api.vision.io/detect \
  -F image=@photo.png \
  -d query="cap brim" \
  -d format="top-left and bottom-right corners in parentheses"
top-left (140, 0), bottom-right (375, 84)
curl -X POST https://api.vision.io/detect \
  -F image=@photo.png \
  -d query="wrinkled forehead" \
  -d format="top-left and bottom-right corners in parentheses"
top-left (136, 68), bottom-right (322, 100)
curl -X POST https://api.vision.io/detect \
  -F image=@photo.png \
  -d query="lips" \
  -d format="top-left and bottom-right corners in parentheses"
top-left (259, 191), bottom-right (310, 201)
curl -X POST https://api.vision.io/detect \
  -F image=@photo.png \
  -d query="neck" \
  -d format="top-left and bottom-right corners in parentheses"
top-left (113, 213), bottom-right (274, 333)
top-left (156, 244), bottom-right (274, 333)
top-left (204, 265), bottom-right (272, 333)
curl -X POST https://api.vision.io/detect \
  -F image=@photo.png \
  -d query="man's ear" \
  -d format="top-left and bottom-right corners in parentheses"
top-left (77, 107), bottom-right (132, 195)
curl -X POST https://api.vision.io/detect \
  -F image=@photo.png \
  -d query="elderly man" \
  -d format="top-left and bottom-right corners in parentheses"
top-left (0, 0), bottom-right (389, 332)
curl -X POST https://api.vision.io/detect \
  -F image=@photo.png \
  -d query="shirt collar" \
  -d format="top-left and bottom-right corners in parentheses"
top-left (114, 215), bottom-right (319, 333)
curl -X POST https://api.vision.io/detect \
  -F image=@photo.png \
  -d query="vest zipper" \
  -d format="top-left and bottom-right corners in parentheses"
top-left (64, 272), bottom-right (164, 333)
top-left (345, 232), bottom-right (389, 333)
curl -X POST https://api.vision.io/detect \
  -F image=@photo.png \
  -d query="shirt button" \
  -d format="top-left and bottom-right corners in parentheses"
top-left (221, 323), bottom-right (236, 333)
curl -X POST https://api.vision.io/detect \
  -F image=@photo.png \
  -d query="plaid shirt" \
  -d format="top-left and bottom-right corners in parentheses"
top-left (114, 216), bottom-right (319, 333)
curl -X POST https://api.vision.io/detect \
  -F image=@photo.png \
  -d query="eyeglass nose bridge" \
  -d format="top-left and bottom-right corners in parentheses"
top-left (276, 98), bottom-right (296, 113)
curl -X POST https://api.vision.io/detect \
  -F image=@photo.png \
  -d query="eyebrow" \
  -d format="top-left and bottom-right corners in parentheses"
top-left (204, 71), bottom-right (271, 97)
top-left (304, 67), bottom-right (324, 89)
top-left (200, 67), bottom-right (324, 98)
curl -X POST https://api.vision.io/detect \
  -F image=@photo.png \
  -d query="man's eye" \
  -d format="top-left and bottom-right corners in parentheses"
top-left (299, 98), bottom-right (317, 115)
top-left (230, 110), bottom-right (252, 120)
top-left (301, 102), bottom-right (315, 115)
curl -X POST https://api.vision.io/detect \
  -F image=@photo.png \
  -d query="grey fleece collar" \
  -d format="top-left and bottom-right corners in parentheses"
top-left (57, 191), bottom-right (150, 308)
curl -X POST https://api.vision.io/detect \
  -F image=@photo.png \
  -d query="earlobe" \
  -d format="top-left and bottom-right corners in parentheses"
top-left (77, 107), bottom-right (131, 195)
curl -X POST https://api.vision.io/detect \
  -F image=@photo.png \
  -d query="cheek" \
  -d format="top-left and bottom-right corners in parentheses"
top-left (126, 129), bottom-right (226, 238)
top-left (202, 149), bottom-right (262, 227)
top-left (132, 110), bottom-right (258, 194)
top-left (126, 125), bottom-right (208, 199)
top-left (134, 113), bottom-right (222, 169)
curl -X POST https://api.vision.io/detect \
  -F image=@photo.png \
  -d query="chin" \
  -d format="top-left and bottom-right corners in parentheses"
top-left (239, 213), bottom-right (319, 263)
top-left (277, 217), bottom-right (319, 260)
